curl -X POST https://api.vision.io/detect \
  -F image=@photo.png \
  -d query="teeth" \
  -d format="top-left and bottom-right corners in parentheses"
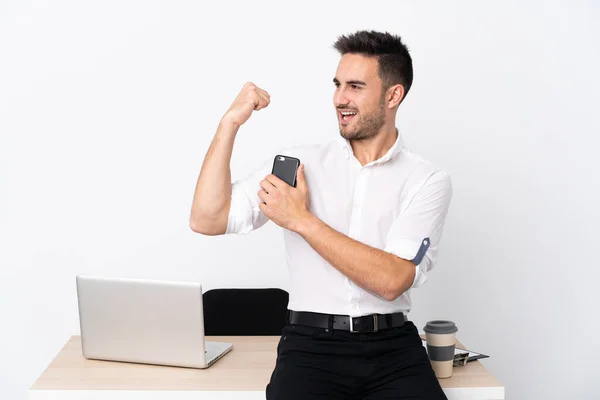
top-left (341, 111), bottom-right (357, 116)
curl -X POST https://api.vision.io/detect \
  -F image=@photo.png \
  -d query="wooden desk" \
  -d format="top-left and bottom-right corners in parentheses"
top-left (29, 335), bottom-right (504, 400)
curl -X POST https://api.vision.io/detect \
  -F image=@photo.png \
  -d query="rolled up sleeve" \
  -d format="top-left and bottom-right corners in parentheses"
top-left (383, 169), bottom-right (453, 288)
top-left (225, 157), bottom-right (273, 235)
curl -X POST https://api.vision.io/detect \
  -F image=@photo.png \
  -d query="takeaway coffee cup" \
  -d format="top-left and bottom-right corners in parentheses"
top-left (423, 320), bottom-right (458, 378)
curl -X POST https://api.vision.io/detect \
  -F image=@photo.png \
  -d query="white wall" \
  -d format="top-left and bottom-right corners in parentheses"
top-left (1, 1), bottom-right (598, 399)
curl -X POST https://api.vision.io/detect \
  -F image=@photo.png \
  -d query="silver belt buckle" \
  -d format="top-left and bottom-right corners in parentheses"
top-left (349, 314), bottom-right (378, 333)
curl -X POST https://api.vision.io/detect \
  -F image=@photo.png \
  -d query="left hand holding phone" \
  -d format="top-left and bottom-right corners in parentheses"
top-left (258, 164), bottom-right (313, 232)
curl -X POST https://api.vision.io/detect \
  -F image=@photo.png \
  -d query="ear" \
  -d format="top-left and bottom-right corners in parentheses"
top-left (387, 84), bottom-right (405, 109)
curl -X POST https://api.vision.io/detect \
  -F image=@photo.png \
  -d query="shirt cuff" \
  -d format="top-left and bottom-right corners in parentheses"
top-left (411, 264), bottom-right (428, 288)
top-left (384, 238), bottom-right (431, 289)
top-left (225, 182), bottom-right (254, 235)
top-left (384, 238), bottom-right (430, 266)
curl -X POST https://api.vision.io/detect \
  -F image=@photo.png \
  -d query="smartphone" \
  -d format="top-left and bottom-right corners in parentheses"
top-left (271, 155), bottom-right (301, 187)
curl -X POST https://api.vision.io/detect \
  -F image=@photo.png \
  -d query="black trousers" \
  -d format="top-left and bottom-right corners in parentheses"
top-left (266, 316), bottom-right (448, 400)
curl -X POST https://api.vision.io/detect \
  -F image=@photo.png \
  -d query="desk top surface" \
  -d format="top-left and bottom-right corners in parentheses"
top-left (31, 335), bottom-right (502, 391)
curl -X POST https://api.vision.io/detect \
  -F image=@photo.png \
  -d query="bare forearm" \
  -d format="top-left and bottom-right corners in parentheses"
top-left (189, 118), bottom-right (239, 232)
top-left (296, 215), bottom-right (415, 301)
top-left (190, 82), bottom-right (271, 234)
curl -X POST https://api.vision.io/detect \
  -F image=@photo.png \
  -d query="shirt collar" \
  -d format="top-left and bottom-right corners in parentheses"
top-left (336, 128), bottom-right (404, 165)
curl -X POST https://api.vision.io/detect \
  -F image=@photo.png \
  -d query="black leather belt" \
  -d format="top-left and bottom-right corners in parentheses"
top-left (288, 310), bottom-right (407, 333)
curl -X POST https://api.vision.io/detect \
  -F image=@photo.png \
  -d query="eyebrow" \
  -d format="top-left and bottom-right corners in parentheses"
top-left (333, 78), bottom-right (367, 86)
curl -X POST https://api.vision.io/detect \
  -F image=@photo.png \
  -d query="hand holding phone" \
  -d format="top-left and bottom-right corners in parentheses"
top-left (271, 155), bottom-right (301, 187)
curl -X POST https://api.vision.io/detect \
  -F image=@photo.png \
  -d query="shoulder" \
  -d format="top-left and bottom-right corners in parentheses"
top-left (397, 147), bottom-right (452, 191)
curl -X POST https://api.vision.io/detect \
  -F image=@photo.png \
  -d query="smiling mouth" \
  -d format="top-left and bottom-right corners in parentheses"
top-left (339, 110), bottom-right (358, 123)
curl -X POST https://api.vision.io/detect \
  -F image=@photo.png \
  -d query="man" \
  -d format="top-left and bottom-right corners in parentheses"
top-left (190, 30), bottom-right (452, 399)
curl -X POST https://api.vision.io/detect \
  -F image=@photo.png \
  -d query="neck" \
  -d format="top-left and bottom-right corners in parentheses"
top-left (350, 123), bottom-right (398, 166)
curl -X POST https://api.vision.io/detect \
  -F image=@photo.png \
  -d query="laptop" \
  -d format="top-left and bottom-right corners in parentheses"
top-left (76, 275), bottom-right (233, 368)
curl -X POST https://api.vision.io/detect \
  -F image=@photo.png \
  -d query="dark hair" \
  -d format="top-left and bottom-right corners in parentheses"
top-left (333, 30), bottom-right (413, 102)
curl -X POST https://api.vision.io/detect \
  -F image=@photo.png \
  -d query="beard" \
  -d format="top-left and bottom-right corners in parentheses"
top-left (339, 96), bottom-right (386, 141)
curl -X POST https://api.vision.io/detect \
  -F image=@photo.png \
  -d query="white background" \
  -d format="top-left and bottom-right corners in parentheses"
top-left (1, 1), bottom-right (599, 399)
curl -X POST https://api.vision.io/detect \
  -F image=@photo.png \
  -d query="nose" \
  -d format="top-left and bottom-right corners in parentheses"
top-left (334, 87), bottom-right (350, 108)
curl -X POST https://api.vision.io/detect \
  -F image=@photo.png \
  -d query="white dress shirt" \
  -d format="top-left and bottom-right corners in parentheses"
top-left (226, 130), bottom-right (453, 317)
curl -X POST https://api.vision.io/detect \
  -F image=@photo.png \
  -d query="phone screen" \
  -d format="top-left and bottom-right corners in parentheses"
top-left (272, 155), bottom-right (300, 187)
